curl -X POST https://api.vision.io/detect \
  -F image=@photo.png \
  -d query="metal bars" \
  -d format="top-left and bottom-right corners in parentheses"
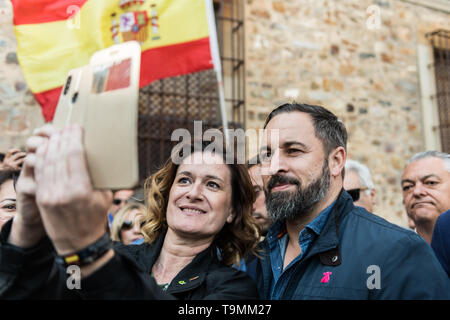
top-left (136, 0), bottom-right (245, 183)
top-left (427, 29), bottom-right (450, 153)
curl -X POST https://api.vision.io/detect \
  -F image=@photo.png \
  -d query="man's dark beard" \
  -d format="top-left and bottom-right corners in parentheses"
top-left (264, 160), bottom-right (330, 222)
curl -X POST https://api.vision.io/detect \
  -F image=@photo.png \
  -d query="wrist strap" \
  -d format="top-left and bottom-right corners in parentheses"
top-left (55, 233), bottom-right (112, 267)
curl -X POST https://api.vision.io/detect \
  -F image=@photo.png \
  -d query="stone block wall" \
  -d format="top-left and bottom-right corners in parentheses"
top-left (245, 0), bottom-right (450, 227)
top-left (0, 0), bottom-right (45, 153)
top-left (0, 0), bottom-right (448, 227)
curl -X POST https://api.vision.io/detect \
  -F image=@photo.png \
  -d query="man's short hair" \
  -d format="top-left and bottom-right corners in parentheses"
top-left (263, 102), bottom-right (348, 156)
top-left (406, 151), bottom-right (450, 172)
top-left (345, 159), bottom-right (374, 191)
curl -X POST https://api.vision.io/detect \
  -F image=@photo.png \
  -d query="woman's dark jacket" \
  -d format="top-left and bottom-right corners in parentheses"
top-left (0, 223), bottom-right (259, 300)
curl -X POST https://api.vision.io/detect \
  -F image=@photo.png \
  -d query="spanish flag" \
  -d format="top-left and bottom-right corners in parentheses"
top-left (11, 0), bottom-right (214, 122)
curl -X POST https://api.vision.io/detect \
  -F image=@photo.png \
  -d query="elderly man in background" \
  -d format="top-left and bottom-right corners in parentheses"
top-left (401, 151), bottom-right (450, 244)
top-left (343, 159), bottom-right (376, 213)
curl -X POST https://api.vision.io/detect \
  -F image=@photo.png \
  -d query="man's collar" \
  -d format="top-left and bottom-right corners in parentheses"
top-left (307, 189), bottom-right (354, 255)
top-left (265, 189), bottom-right (355, 264)
top-left (266, 196), bottom-right (340, 242)
top-left (305, 201), bottom-right (336, 237)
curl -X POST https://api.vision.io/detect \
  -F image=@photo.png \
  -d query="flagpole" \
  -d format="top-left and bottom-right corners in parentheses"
top-left (205, 0), bottom-right (229, 144)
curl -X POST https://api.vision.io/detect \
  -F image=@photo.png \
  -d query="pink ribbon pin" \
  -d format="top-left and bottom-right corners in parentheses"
top-left (321, 272), bottom-right (332, 283)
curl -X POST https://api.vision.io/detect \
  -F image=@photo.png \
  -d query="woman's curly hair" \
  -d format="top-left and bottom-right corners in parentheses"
top-left (140, 139), bottom-right (260, 267)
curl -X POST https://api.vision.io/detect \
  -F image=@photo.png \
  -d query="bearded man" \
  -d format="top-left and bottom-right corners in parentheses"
top-left (253, 103), bottom-right (449, 300)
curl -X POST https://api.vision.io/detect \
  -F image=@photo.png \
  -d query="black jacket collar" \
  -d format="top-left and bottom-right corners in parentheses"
top-left (305, 189), bottom-right (355, 266)
top-left (261, 189), bottom-right (355, 267)
top-left (138, 230), bottom-right (220, 294)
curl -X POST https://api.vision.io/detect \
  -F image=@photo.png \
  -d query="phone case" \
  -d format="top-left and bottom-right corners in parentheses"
top-left (52, 65), bottom-right (92, 129)
top-left (86, 41), bottom-right (141, 189)
top-left (52, 41), bottom-right (141, 190)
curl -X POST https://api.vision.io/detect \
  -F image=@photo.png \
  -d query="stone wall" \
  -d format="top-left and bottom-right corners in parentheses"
top-left (0, 0), bottom-right (448, 227)
top-left (0, 0), bottom-right (45, 153)
top-left (245, 0), bottom-right (450, 227)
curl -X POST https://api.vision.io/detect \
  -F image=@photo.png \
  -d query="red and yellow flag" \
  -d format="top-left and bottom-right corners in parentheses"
top-left (11, 0), bottom-right (214, 121)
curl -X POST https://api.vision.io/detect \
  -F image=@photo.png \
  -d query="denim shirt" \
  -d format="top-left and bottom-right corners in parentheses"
top-left (267, 202), bottom-right (336, 300)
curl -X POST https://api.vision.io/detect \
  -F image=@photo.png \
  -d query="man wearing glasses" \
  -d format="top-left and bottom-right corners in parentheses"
top-left (107, 189), bottom-right (134, 226)
top-left (343, 159), bottom-right (376, 213)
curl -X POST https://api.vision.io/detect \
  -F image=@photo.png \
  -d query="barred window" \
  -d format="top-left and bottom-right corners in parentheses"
top-left (137, 0), bottom-right (245, 182)
top-left (427, 29), bottom-right (450, 153)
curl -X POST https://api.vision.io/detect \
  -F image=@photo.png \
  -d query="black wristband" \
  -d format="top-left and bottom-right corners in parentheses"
top-left (55, 233), bottom-right (112, 267)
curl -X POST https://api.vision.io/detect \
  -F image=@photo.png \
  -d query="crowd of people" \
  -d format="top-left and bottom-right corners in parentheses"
top-left (0, 102), bottom-right (448, 299)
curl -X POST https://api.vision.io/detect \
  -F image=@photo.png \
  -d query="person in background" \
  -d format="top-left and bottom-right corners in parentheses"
top-left (0, 169), bottom-right (20, 230)
top-left (107, 189), bottom-right (134, 226)
top-left (110, 202), bottom-right (146, 245)
top-left (401, 151), bottom-right (450, 244)
top-left (343, 159), bottom-right (376, 213)
top-left (247, 155), bottom-right (273, 237)
top-left (431, 209), bottom-right (450, 277)
top-left (0, 148), bottom-right (26, 170)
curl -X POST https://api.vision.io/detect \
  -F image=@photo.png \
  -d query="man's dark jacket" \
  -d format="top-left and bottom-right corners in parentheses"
top-left (251, 191), bottom-right (450, 299)
top-left (0, 223), bottom-right (259, 300)
top-left (431, 210), bottom-right (450, 277)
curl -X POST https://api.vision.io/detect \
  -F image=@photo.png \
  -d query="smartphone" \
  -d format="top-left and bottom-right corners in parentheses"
top-left (53, 41), bottom-right (141, 189)
top-left (53, 65), bottom-right (91, 128)
top-left (86, 41), bottom-right (141, 189)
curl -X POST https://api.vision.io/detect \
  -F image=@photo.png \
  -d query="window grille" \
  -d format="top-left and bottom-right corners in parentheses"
top-left (137, 0), bottom-right (245, 183)
top-left (427, 29), bottom-right (450, 153)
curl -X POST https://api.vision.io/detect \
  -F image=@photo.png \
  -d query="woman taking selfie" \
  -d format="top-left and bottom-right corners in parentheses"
top-left (0, 125), bottom-right (260, 299)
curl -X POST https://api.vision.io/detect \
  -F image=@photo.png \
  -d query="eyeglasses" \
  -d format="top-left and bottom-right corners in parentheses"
top-left (121, 220), bottom-right (145, 231)
top-left (113, 199), bottom-right (128, 206)
top-left (121, 220), bottom-right (134, 230)
top-left (346, 187), bottom-right (369, 202)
